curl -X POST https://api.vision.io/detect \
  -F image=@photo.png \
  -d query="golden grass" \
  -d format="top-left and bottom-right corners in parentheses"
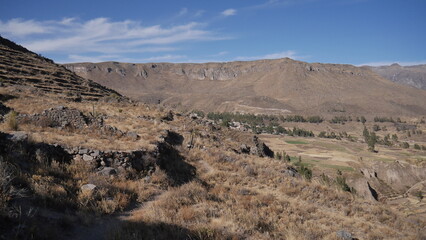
top-left (1, 86), bottom-right (425, 239)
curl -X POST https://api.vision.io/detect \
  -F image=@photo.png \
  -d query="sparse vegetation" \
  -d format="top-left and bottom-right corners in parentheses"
top-left (6, 111), bottom-right (18, 130)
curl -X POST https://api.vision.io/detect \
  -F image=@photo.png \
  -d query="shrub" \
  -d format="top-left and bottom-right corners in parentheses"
top-left (335, 170), bottom-right (351, 192)
top-left (414, 144), bottom-right (421, 150)
top-left (0, 160), bottom-right (26, 214)
top-left (401, 142), bottom-right (410, 149)
top-left (295, 162), bottom-right (312, 181)
top-left (6, 111), bottom-right (18, 130)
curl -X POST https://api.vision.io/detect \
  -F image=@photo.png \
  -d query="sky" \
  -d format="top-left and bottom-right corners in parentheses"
top-left (0, 0), bottom-right (425, 65)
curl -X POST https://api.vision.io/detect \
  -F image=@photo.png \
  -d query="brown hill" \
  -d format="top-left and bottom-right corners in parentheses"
top-left (0, 36), bottom-right (120, 101)
top-left (370, 63), bottom-right (426, 90)
top-left (64, 59), bottom-right (426, 116)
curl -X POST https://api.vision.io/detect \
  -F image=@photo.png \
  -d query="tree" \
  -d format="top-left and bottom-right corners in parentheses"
top-left (360, 116), bottom-right (366, 124)
top-left (363, 127), bottom-right (370, 142)
top-left (368, 132), bottom-right (377, 152)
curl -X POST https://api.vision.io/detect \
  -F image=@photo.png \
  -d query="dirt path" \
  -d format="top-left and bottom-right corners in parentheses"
top-left (66, 203), bottom-right (138, 240)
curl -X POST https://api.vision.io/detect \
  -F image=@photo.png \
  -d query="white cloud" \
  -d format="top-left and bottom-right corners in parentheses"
top-left (235, 50), bottom-right (300, 61)
top-left (0, 18), bottom-right (226, 62)
top-left (221, 9), bottom-right (237, 16)
top-left (0, 18), bottom-right (50, 36)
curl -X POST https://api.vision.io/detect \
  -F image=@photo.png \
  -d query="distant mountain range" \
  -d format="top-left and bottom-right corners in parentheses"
top-left (369, 63), bottom-right (426, 90)
top-left (1, 35), bottom-right (424, 117)
top-left (64, 59), bottom-right (426, 116)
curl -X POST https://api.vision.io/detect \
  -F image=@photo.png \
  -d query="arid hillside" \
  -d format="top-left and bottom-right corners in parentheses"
top-left (64, 59), bottom-right (426, 116)
top-left (0, 36), bottom-right (120, 101)
top-left (370, 63), bottom-right (426, 90)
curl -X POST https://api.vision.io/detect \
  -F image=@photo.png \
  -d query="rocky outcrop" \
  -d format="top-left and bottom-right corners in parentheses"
top-left (17, 106), bottom-right (139, 139)
top-left (238, 136), bottom-right (274, 158)
top-left (19, 106), bottom-right (89, 129)
top-left (69, 147), bottom-right (156, 173)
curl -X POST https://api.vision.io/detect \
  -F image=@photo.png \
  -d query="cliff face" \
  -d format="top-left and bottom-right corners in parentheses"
top-left (64, 58), bottom-right (426, 116)
top-left (370, 64), bottom-right (426, 90)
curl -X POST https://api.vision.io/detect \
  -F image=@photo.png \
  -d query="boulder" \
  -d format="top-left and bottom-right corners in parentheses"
top-left (81, 184), bottom-right (97, 193)
top-left (98, 167), bottom-right (117, 176)
top-left (78, 148), bottom-right (89, 154)
top-left (7, 131), bottom-right (28, 142)
top-left (161, 110), bottom-right (174, 121)
top-left (91, 150), bottom-right (100, 158)
top-left (126, 131), bottom-right (139, 141)
top-left (82, 154), bottom-right (94, 161)
top-left (336, 230), bottom-right (353, 240)
top-left (251, 136), bottom-right (274, 158)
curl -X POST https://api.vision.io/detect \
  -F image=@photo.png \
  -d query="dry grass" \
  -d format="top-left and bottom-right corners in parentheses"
top-left (1, 86), bottom-right (425, 239)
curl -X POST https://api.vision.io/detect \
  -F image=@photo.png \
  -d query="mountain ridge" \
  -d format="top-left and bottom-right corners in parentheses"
top-left (369, 63), bottom-right (426, 90)
top-left (64, 58), bottom-right (426, 116)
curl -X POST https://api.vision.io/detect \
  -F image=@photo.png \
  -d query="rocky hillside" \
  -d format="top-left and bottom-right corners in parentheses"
top-left (1, 85), bottom-right (425, 239)
top-left (0, 36), bottom-right (120, 101)
top-left (64, 59), bottom-right (426, 116)
top-left (370, 63), bottom-right (426, 90)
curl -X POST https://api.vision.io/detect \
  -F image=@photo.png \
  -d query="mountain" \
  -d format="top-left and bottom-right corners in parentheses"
top-left (0, 36), bottom-right (120, 101)
top-left (369, 63), bottom-right (426, 90)
top-left (64, 59), bottom-right (426, 116)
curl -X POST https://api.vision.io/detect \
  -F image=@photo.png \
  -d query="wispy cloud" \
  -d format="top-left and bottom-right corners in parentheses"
top-left (221, 9), bottom-right (237, 16)
top-left (178, 8), bottom-right (188, 16)
top-left (194, 10), bottom-right (205, 17)
top-left (0, 19), bottom-right (50, 36)
top-left (235, 50), bottom-right (301, 61)
top-left (0, 18), bottom-right (228, 62)
top-left (247, 0), bottom-right (318, 10)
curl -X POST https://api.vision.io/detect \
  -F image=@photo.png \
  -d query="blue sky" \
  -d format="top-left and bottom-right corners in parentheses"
top-left (0, 0), bottom-right (425, 65)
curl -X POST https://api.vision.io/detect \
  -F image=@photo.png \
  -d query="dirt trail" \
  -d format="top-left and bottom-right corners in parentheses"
top-left (66, 204), bottom-right (138, 240)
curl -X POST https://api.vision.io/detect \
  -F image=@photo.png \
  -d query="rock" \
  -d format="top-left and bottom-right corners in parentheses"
top-left (20, 106), bottom-right (90, 129)
top-left (240, 144), bottom-right (250, 154)
top-left (336, 230), bottom-right (353, 240)
top-left (126, 131), bottom-right (139, 141)
top-left (251, 136), bottom-right (274, 158)
top-left (81, 184), bottom-right (97, 193)
top-left (97, 167), bottom-right (117, 176)
top-left (282, 166), bottom-right (299, 177)
top-left (189, 113), bottom-right (199, 119)
top-left (7, 131), bottom-right (28, 142)
top-left (91, 150), bottom-right (100, 157)
top-left (79, 148), bottom-right (89, 154)
top-left (73, 155), bottom-right (82, 162)
top-left (82, 154), bottom-right (94, 161)
top-left (161, 110), bottom-right (174, 121)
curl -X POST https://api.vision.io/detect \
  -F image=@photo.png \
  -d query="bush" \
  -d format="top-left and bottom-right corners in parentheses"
top-left (401, 142), bottom-right (410, 149)
top-left (414, 144), bottom-right (421, 150)
top-left (0, 160), bottom-right (26, 214)
top-left (6, 111), bottom-right (18, 131)
top-left (335, 170), bottom-right (351, 192)
top-left (295, 162), bottom-right (312, 181)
